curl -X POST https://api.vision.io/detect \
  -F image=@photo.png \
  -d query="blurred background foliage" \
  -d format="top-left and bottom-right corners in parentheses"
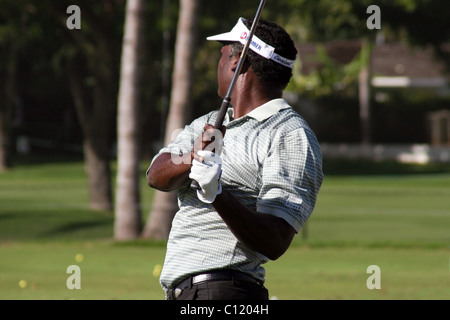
top-left (1, 0), bottom-right (449, 164)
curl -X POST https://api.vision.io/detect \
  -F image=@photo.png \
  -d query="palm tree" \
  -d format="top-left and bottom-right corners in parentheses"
top-left (142, 0), bottom-right (199, 239)
top-left (114, 0), bottom-right (145, 240)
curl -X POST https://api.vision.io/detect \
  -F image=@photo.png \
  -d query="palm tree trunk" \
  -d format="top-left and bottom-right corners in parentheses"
top-left (142, 0), bottom-right (199, 239)
top-left (359, 38), bottom-right (372, 145)
top-left (67, 56), bottom-right (114, 211)
top-left (114, 0), bottom-right (145, 240)
top-left (0, 44), bottom-right (18, 171)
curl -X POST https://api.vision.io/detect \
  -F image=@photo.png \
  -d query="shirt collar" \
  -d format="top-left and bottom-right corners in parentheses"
top-left (246, 98), bottom-right (291, 122)
top-left (225, 98), bottom-right (291, 124)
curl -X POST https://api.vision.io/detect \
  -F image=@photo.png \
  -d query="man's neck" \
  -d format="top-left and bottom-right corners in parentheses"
top-left (231, 84), bottom-right (282, 119)
top-left (228, 68), bottom-right (282, 119)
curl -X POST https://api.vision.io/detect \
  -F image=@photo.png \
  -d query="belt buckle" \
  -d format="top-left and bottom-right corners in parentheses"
top-left (173, 288), bottom-right (183, 299)
top-left (166, 287), bottom-right (183, 300)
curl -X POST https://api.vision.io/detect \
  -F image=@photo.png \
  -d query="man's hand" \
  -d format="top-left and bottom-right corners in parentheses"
top-left (189, 150), bottom-right (223, 203)
top-left (192, 124), bottom-right (226, 159)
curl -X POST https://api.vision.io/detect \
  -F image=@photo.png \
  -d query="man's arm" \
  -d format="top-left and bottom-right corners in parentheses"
top-left (188, 148), bottom-right (296, 260)
top-left (213, 189), bottom-right (296, 261)
top-left (146, 152), bottom-right (192, 191)
top-left (147, 124), bottom-right (225, 192)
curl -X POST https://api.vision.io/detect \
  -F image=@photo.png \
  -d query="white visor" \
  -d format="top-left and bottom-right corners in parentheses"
top-left (207, 17), bottom-right (296, 69)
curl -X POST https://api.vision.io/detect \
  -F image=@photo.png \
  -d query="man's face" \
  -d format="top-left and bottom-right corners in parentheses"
top-left (217, 44), bottom-right (238, 98)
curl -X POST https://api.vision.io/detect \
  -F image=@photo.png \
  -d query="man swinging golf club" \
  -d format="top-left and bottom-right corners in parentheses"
top-left (147, 16), bottom-right (323, 300)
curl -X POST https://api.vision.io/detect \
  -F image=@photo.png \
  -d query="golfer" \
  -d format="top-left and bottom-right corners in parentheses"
top-left (147, 17), bottom-right (324, 300)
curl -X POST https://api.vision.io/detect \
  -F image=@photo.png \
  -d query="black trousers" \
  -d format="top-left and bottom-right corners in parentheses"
top-left (176, 279), bottom-right (269, 300)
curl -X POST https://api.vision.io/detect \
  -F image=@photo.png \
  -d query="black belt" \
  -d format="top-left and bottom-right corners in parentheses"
top-left (167, 270), bottom-right (263, 300)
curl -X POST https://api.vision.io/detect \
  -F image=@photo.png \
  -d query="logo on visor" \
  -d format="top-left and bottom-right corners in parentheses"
top-left (240, 32), bottom-right (248, 40)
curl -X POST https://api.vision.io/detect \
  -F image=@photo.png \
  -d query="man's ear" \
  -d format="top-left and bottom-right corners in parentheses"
top-left (231, 53), bottom-right (250, 74)
top-left (230, 51), bottom-right (241, 72)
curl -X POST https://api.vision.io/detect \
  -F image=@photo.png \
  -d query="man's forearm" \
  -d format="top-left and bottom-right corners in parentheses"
top-left (148, 124), bottom-right (222, 192)
top-left (147, 153), bottom-right (192, 191)
top-left (213, 188), bottom-right (295, 260)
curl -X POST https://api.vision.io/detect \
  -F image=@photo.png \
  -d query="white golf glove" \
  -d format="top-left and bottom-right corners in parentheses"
top-left (189, 150), bottom-right (222, 203)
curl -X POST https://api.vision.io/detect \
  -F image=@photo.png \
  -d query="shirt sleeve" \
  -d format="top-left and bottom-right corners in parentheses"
top-left (256, 127), bottom-right (323, 233)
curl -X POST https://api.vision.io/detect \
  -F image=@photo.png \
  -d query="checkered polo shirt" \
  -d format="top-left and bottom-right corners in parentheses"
top-left (149, 98), bottom-right (324, 291)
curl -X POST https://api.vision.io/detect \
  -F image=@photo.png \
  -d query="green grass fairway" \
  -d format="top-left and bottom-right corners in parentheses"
top-left (265, 247), bottom-right (449, 300)
top-left (0, 241), bottom-right (166, 300)
top-left (303, 174), bottom-right (450, 248)
top-left (1, 242), bottom-right (448, 300)
top-left (0, 157), bottom-right (449, 299)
